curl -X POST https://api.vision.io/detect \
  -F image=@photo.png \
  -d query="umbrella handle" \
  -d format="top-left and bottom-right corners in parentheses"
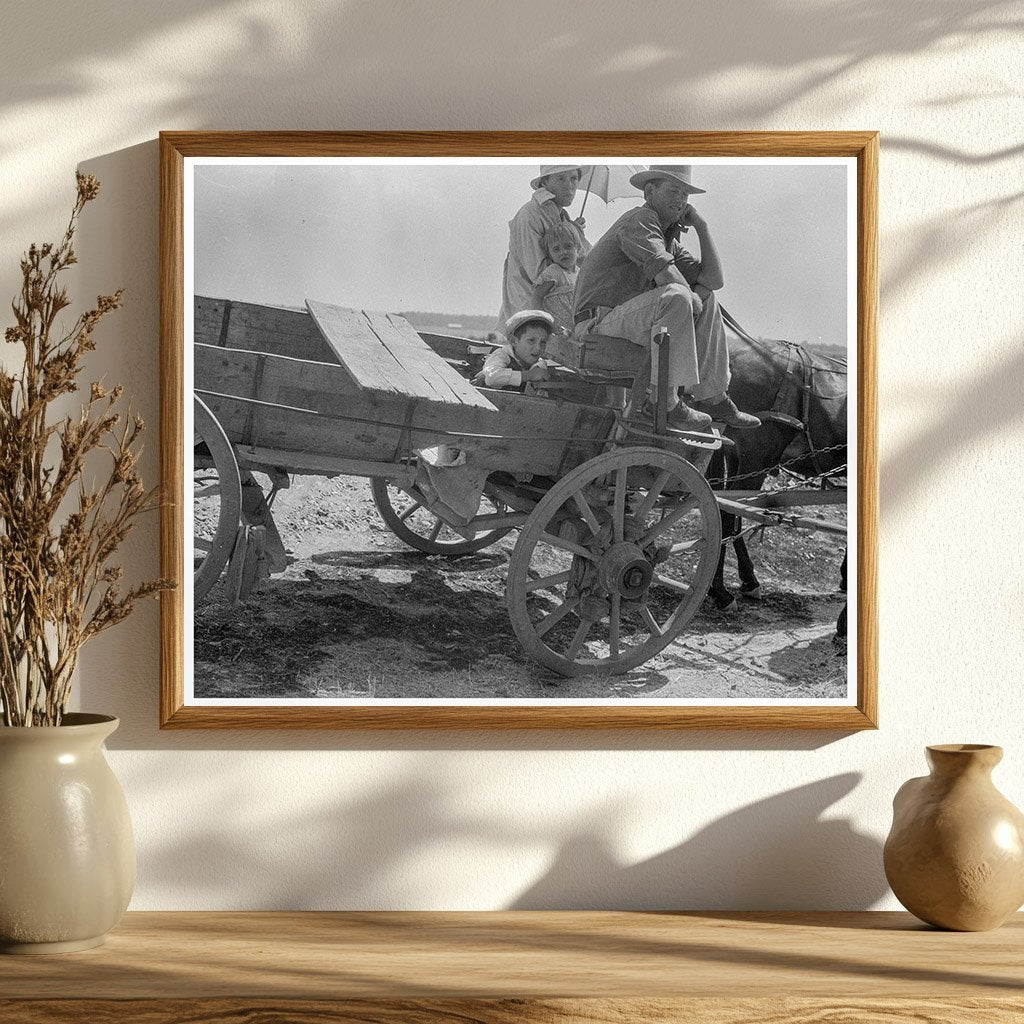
top-left (579, 184), bottom-right (591, 218)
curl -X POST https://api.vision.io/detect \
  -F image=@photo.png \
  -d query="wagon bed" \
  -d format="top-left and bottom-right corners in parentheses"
top-left (191, 294), bottom-right (843, 677)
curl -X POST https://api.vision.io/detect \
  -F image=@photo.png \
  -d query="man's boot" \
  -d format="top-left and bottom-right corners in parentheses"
top-left (690, 393), bottom-right (761, 430)
top-left (624, 357), bottom-right (714, 432)
top-left (665, 400), bottom-right (713, 432)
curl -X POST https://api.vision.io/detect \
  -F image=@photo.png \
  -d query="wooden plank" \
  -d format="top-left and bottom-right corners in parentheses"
top-left (193, 296), bottom-right (335, 362)
top-left (716, 497), bottom-right (847, 535)
top-left (1, 911), bottom-right (1021, 1008)
top-left (418, 330), bottom-right (497, 361)
top-left (192, 294), bottom-right (229, 347)
top-left (161, 130), bottom-right (880, 160)
top-left (305, 299), bottom-right (414, 397)
top-left (376, 309), bottom-right (493, 408)
top-left (723, 489), bottom-right (848, 508)
top-left (307, 300), bottom-right (494, 409)
top-left (192, 344), bottom-right (606, 478)
top-left (197, 389), bottom-right (611, 479)
top-left (236, 447), bottom-right (417, 485)
top-left (362, 308), bottom-right (453, 404)
top-left (5, 996), bottom-right (1023, 1023)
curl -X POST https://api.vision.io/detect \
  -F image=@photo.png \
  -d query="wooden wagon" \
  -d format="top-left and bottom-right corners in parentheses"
top-left (192, 295), bottom-right (842, 677)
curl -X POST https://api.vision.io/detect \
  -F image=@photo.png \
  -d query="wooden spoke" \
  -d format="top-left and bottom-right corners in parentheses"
top-left (536, 597), bottom-right (580, 638)
top-left (640, 496), bottom-right (700, 544)
top-left (641, 605), bottom-right (666, 637)
top-left (612, 468), bottom-right (626, 543)
top-left (526, 570), bottom-right (573, 594)
top-left (193, 483), bottom-right (222, 500)
top-left (573, 492), bottom-right (602, 536)
top-left (634, 469), bottom-right (673, 522)
top-left (609, 593), bottom-right (621, 659)
top-left (564, 618), bottom-right (593, 661)
top-left (508, 447), bottom-right (720, 677)
top-left (540, 532), bottom-right (596, 561)
top-left (371, 477), bottom-right (511, 556)
top-left (398, 500), bottom-right (423, 522)
top-left (653, 573), bottom-right (691, 595)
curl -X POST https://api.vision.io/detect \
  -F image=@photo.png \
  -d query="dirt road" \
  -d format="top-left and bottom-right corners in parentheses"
top-left (194, 474), bottom-right (848, 702)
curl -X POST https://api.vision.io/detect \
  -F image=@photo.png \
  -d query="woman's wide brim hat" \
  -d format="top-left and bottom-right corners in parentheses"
top-left (628, 165), bottom-right (706, 194)
top-left (505, 309), bottom-right (555, 335)
top-left (530, 165), bottom-right (585, 190)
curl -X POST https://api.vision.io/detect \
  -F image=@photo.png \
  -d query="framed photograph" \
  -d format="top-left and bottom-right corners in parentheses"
top-left (160, 131), bottom-right (877, 729)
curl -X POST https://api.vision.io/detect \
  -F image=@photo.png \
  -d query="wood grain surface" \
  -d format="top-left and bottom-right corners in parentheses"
top-left (3, 997), bottom-right (1023, 1023)
top-left (160, 130), bottom-right (879, 731)
top-left (1, 912), bottom-right (1019, 1023)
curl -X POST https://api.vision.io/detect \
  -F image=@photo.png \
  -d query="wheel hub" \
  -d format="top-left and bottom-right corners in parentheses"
top-left (598, 542), bottom-right (653, 599)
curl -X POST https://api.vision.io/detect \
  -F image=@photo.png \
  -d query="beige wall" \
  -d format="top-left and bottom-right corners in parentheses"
top-left (2, 1), bottom-right (1021, 909)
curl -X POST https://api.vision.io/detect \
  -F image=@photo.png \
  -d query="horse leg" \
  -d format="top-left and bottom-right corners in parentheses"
top-left (708, 509), bottom-right (739, 612)
top-left (734, 533), bottom-right (761, 600)
top-left (835, 549), bottom-right (848, 639)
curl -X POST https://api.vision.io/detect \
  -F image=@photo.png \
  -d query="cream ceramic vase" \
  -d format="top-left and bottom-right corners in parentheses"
top-left (0, 713), bottom-right (135, 953)
top-left (884, 744), bottom-right (1024, 931)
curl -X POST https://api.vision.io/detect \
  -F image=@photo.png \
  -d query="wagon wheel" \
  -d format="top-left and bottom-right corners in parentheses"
top-left (193, 396), bottom-right (242, 600)
top-left (507, 447), bottom-right (721, 677)
top-left (370, 477), bottom-right (511, 556)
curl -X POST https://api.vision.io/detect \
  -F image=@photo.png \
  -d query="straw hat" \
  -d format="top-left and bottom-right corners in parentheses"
top-left (628, 165), bottom-right (706, 194)
top-left (530, 165), bottom-right (584, 190)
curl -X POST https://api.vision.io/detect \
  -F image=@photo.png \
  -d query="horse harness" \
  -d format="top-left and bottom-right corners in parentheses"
top-left (721, 307), bottom-right (845, 480)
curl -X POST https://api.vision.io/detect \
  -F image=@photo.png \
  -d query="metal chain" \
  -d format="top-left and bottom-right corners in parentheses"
top-left (719, 441), bottom-right (849, 486)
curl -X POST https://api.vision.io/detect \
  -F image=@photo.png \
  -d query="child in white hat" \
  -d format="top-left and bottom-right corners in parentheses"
top-left (476, 310), bottom-right (554, 390)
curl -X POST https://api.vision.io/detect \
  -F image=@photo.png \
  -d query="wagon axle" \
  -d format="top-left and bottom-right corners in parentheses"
top-left (598, 543), bottom-right (653, 600)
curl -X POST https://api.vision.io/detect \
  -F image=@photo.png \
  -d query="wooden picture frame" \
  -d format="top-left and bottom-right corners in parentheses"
top-left (160, 131), bottom-right (877, 730)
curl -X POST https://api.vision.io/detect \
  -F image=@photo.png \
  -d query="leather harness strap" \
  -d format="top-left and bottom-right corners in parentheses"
top-left (720, 305), bottom-right (831, 477)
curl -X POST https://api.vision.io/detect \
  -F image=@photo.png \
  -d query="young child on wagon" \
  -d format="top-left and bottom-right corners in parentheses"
top-left (531, 223), bottom-right (580, 336)
top-left (475, 310), bottom-right (554, 391)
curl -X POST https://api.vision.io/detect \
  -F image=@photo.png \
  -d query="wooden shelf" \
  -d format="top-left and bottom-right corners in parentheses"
top-left (1, 911), bottom-right (1021, 1022)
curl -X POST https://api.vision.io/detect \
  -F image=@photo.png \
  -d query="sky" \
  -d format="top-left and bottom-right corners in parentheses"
top-left (192, 159), bottom-right (850, 346)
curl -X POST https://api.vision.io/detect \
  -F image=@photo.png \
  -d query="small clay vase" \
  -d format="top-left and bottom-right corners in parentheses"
top-left (884, 744), bottom-right (1024, 930)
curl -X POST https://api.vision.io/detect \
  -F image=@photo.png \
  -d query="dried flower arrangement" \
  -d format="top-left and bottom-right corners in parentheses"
top-left (0, 174), bottom-right (171, 727)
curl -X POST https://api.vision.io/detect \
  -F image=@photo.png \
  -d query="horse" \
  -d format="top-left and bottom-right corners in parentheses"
top-left (706, 309), bottom-right (849, 615)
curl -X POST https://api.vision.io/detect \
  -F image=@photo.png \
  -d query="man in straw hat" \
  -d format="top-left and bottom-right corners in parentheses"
top-left (497, 166), bottom-right (590, 331)
top-left (572, 165), bottom-right (760, 431)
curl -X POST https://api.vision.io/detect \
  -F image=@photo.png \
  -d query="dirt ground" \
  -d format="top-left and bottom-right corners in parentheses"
top-left (194, 472), bottom-right (849, 701)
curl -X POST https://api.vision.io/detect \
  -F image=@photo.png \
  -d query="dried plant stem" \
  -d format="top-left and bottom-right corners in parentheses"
top-left (0, 174), bottom-right (173, 727)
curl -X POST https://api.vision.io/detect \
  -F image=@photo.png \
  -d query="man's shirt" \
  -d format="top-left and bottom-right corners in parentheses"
top-left (574, 203), bottom-right (702, 314)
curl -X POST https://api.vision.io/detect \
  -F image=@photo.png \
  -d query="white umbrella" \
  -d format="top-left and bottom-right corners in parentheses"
top-left (578, 165), bottom-right (645, 216)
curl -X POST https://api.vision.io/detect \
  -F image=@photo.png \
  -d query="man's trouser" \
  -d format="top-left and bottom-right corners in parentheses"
top-left (580, 283), bottom-right (730, 402)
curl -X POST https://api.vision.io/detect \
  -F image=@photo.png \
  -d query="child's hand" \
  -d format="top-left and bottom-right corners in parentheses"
top-left (524, 364), bottom-right (550, 383)
top-left (573, 216), bottom-right (586, 231)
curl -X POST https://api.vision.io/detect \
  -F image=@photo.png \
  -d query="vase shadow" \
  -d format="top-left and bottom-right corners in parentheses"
top-left (512, 773), bottom-right (887, 911)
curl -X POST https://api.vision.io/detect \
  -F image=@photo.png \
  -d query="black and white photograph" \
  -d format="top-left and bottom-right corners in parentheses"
top-left (176, 144), bottom-right (868, 719)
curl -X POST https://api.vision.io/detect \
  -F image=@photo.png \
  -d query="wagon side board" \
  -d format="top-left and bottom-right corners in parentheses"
top-left (194, 296), bottom-right (336, 363)
top-left (194, 343), bottom-right (615, 479)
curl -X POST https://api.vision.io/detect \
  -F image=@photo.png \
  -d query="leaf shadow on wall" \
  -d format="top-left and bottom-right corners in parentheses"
top-left (128, 763), bottom-right (885, 912)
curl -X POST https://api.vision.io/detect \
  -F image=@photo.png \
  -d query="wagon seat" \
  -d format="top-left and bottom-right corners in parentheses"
top-left (543, 330), bottom-right (645, 408)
